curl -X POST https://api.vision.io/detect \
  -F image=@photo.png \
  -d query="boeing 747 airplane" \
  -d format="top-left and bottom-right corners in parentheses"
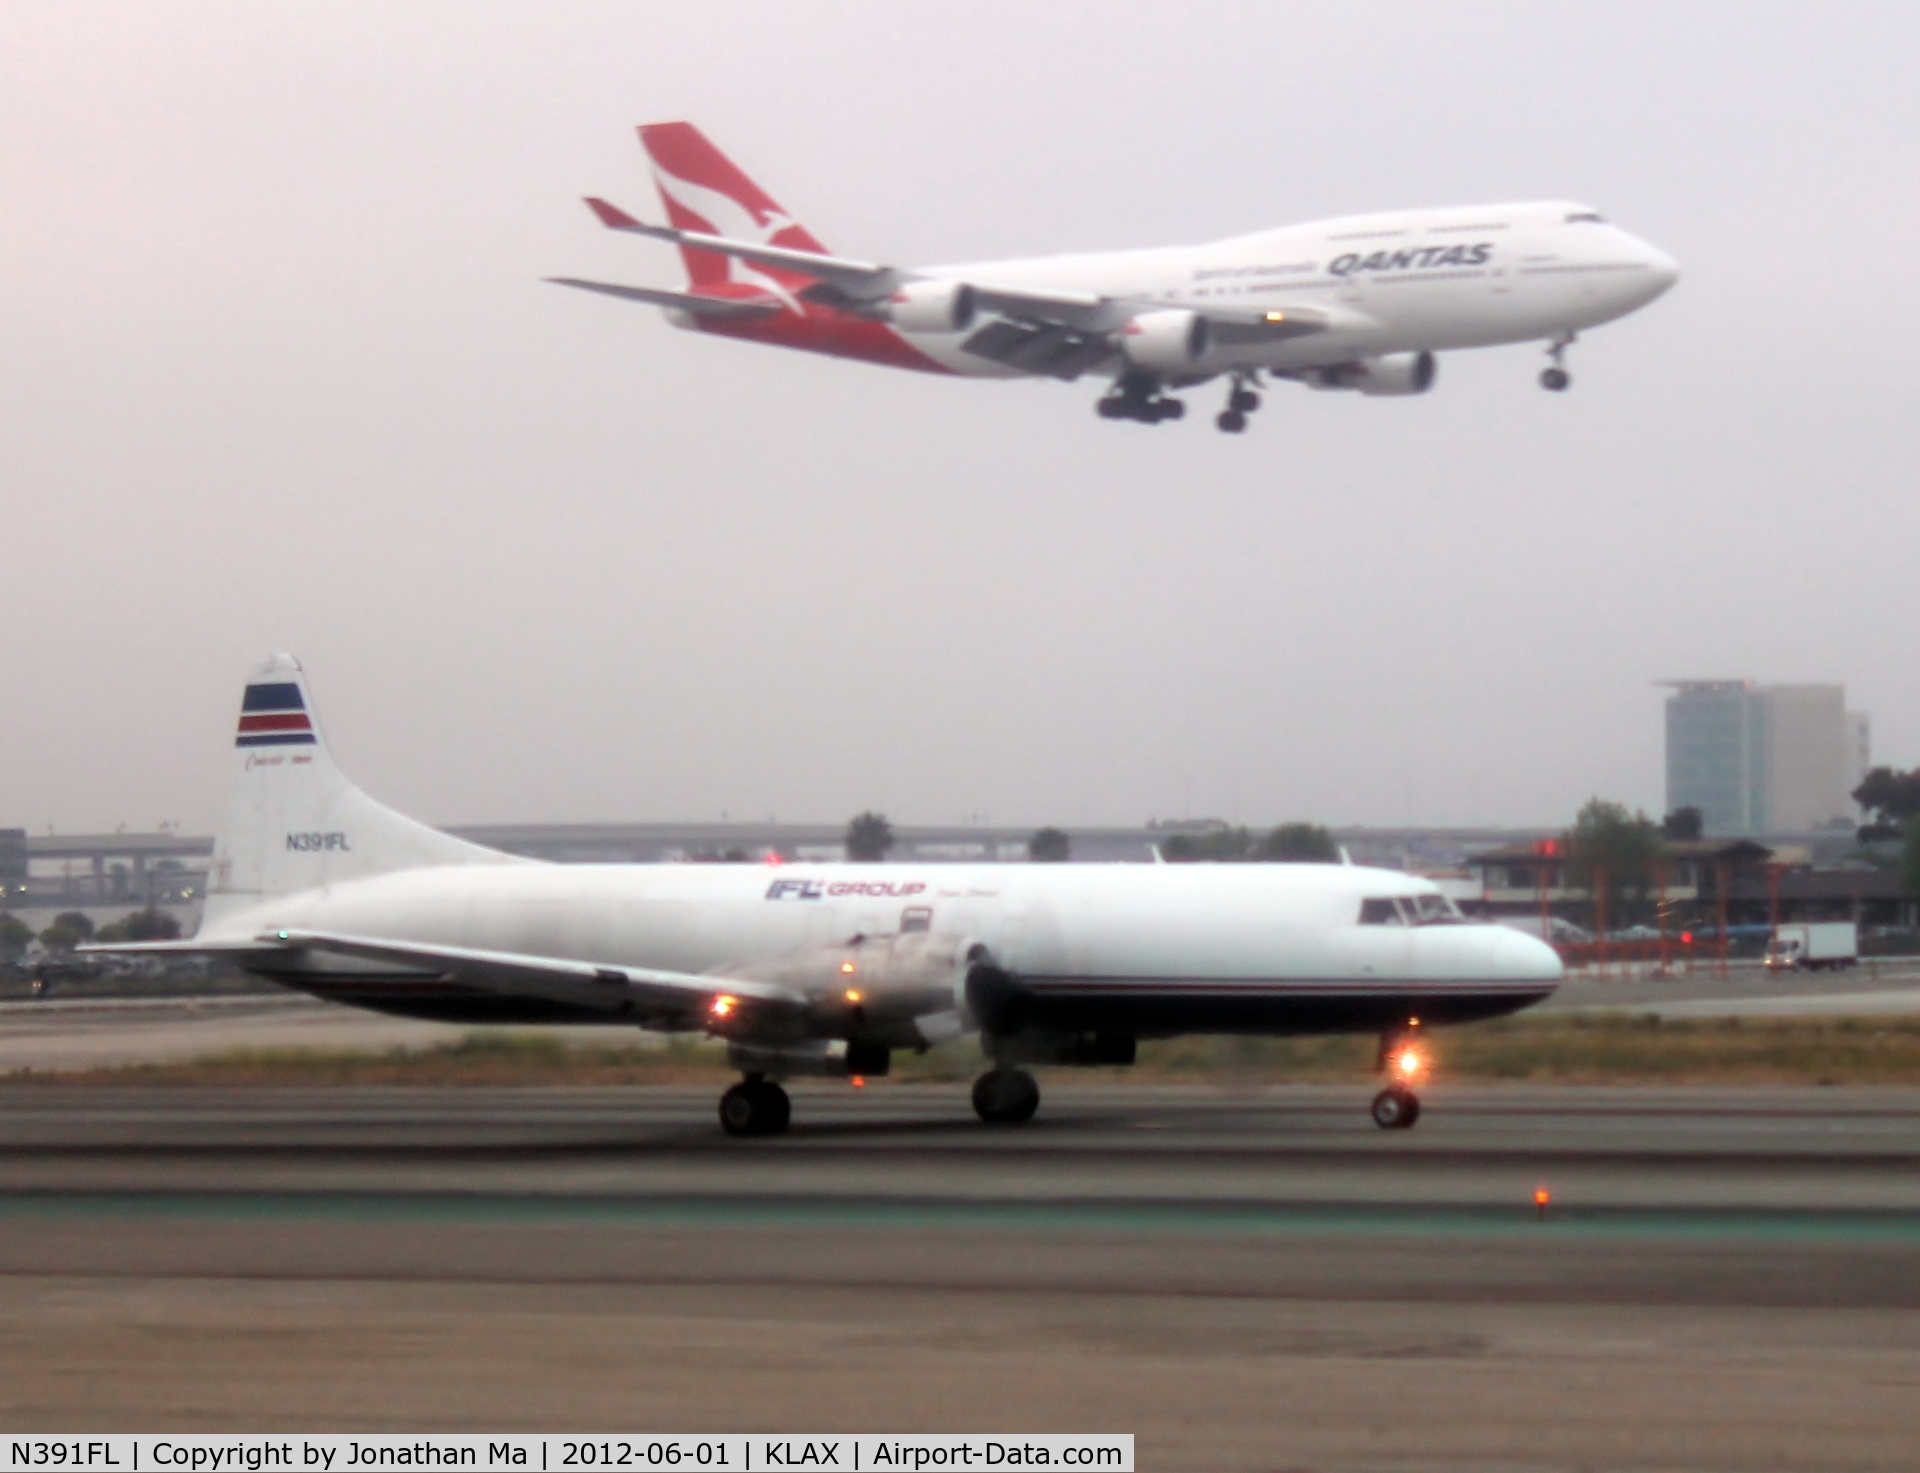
top-left (550, 122), bottom-right (1678, 432)
top-left (90, 658), bottom-right (1562, 1134)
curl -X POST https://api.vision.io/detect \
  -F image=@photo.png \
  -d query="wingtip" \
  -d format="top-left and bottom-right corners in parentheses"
top-left (584, 196), bottom-right (641, 229)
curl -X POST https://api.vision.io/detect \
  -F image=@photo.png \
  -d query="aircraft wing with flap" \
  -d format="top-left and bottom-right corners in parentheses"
top-left (84, 932), bottom-right (808, 1027)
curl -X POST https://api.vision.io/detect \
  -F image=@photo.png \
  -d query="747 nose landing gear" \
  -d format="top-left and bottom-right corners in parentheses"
top-left (1539, 334), bottom-right (1575, 392)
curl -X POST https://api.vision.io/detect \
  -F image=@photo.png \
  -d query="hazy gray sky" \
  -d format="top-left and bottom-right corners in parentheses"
top-left (4, 2), bottom-right (1916, 835)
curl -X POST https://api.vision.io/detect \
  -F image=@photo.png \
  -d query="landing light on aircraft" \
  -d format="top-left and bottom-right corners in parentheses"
top-left (1264, 311), bottom-right (1287, 323)
top-left (840, 960), bottom-right (856, 974)
top-left (711, 994), bottom-right (737, 1019)
top-left (844, 988), bottom-right (863, 1004)
top-left (1396, 1047), bottom-right (1423, 1078)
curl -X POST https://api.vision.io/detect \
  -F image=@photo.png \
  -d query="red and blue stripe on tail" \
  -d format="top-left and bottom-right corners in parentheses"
top-left (235, 681), bottom-right (316, 748)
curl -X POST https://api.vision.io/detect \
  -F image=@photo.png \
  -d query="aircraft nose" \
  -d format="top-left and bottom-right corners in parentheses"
top-left (1635, 238), bottom-right (1681, 297)
top-left (1490, 926), bottom-right (1564, 992)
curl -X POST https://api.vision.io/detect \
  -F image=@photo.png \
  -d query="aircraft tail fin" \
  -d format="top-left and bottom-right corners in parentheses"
top-left (638, 121), bottom-right (829, 292)
top-left (201, 655), bottom-right (523, 932)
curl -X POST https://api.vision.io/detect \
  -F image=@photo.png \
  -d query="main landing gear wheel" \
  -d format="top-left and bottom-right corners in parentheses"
top-left (972, 1067), bottom-right (1041, 1125)
top-left (1370, 1086), bottom-right (1421, 1130)
top-left (1215, 378), bottom-right (1261, 433)
top-left (719, 1078), bottom-right (791, 1137)
top-left (1096, 373), bottom-right (1184, 425)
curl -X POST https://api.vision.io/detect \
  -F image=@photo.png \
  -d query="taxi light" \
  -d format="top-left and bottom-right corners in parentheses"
top-left (710, 994), bottom-right (737, 1019)
top-left (839, 960), bottom-right (856, 975)
top-left (1396, 1048), bottom-right (1423, 1078)
top-left (1264, 310), bottom-right (1287, 322)
top-left (844, 988), bottom-right (863, 1004)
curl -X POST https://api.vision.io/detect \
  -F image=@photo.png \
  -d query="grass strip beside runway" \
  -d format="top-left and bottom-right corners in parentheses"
top-left (10, 1015), bottom-right (1920, 1087)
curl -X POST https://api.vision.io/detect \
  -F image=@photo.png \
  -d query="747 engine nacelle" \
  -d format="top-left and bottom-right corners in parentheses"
top-left (884, 280), bottom-right (976, 334)
top-left (1308, 350), bottom-right (1437, 396)
top-left (1119, 309), bottom-right (1212, 372)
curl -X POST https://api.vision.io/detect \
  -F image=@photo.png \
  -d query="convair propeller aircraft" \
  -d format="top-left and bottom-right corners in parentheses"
top-left (90, 658), bottom-right (1562, 1135)
top-left (550, 122), bottom-right (1678, 433)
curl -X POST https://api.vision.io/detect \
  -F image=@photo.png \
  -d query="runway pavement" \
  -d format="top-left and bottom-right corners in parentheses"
top-left (1, 1083), bottom-right (1918, 1468)
top-left (5, 988), bottom-right (1920, 1467)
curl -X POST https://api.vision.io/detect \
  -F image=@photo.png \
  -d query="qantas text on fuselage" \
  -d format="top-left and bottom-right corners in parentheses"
top-left (549, 122), bottom-right (1678, 433)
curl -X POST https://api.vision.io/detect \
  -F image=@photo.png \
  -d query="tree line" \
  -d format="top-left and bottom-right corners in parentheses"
top-left (0, 907), bottom-right (181, 960)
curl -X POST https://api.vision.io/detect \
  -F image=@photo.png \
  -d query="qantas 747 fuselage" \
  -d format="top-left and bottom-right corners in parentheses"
top-left (550, 122), bottom-right (1679, 432)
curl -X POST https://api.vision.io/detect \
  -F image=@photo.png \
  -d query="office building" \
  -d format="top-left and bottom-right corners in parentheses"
top-left (1663, 681), bottom-right (1866, 834)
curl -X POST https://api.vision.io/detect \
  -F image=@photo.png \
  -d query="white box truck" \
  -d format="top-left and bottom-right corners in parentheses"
top-left (1765, 922), bottom-right (1859, 972)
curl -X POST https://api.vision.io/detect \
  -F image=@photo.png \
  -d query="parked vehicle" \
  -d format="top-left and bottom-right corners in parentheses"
top-left (1765, 922), bottom-right (1859, 972)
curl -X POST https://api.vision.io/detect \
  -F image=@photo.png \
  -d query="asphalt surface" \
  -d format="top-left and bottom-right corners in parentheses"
top-left (4, 1042), bottom-right (1920, 1467)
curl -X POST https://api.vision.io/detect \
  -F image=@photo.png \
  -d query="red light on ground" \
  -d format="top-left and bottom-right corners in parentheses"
top-left (765, 852), bottom-right (784, 866)
top-left (1680, 930), bottom-right (1694, 945)
top-left (1533, 839), bottom-right (1561, 857)
top-left (850, 1075), bottom-right (866, 1089)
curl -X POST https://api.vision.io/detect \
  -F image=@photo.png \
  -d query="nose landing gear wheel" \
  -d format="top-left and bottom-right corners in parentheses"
top-left (1216, 410), bottom-right (1247, 433)
top-left (719, 1079), bottom-right (792, 1137)
top-left (972, 1067), bottom-right (1041, 1124)
top-left (1370, 1086), bottom-right (1421, 1130)
top-left (1229, 386), bottom-right (1260, 414)
top-left (1539, 367), bottom-right (1571, 392)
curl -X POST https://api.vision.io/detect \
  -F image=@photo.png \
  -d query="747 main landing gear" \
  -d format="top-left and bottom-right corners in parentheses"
top-left (1539, 333), bottom-right (1575, 392)
top-left (719, 1075), bottom-right (791, 1137)
top-left (1096, 371), bottom-right (1185, 425)
top-left (1216, 375), bottom-right (1262, 434)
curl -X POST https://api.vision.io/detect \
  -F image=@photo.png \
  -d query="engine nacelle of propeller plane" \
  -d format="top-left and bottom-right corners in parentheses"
top-left (1309, 350), bottom-right (1438, 396)
top-left (711, 931), bottom-right (977, 1046)
top-left (884, 279), bottom-right (977, 333)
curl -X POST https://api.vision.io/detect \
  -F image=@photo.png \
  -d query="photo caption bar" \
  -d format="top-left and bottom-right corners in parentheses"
top-left (1, 1437), bottom-right (1132, 1473)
